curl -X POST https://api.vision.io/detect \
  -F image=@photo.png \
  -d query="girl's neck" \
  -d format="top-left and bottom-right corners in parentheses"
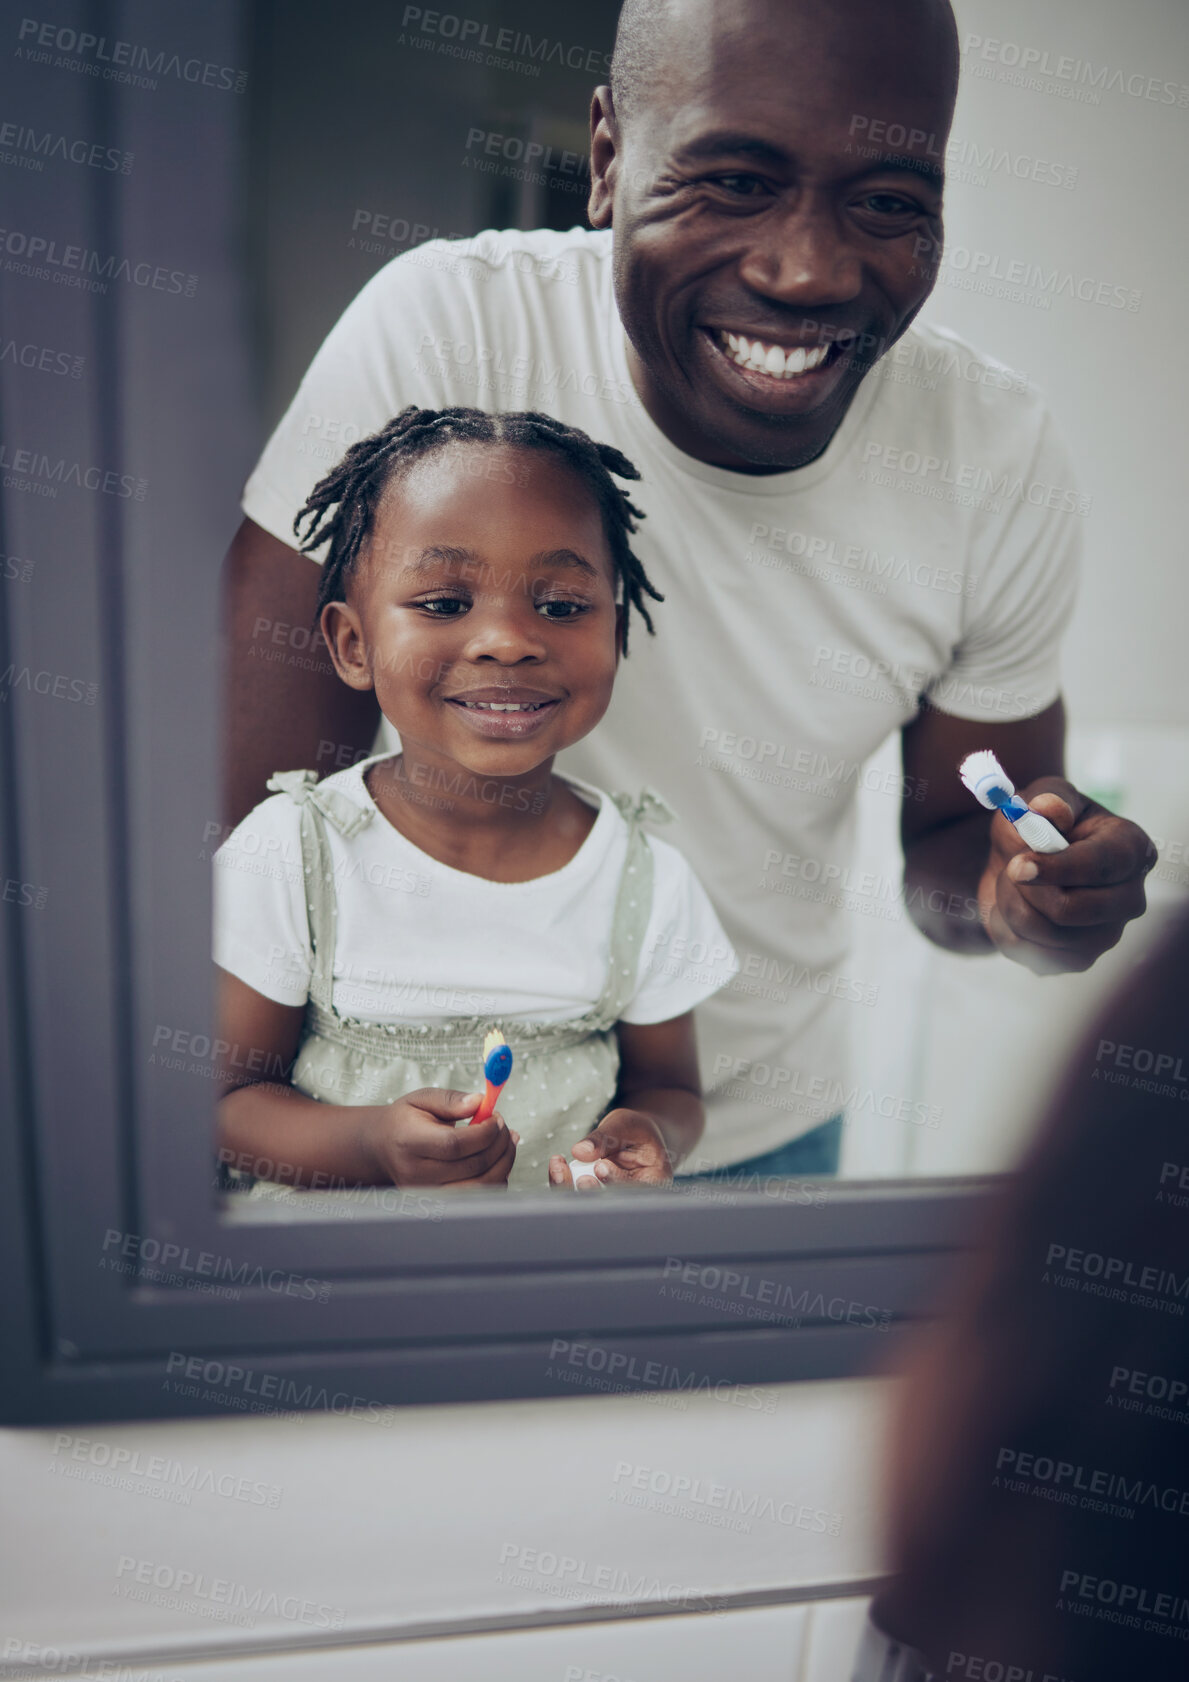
top-left (364, 750), bottom-right (598, 884)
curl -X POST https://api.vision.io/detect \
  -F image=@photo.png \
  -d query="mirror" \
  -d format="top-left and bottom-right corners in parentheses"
top-left (6, 0), bottom-right (1186, 1241)
top-left (212, 0), bottom-right (1188, 1210)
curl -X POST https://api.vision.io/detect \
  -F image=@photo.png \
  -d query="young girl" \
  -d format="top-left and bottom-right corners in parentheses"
top-left (214, 406), bottom-right (737, 1192)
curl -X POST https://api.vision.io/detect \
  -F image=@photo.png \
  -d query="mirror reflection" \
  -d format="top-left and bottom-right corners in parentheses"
top-left (213, 0), bottom-right (1184, 1210)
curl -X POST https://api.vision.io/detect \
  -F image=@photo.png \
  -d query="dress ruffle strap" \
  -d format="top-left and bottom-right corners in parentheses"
top-left (266, 769), bottom-right (374, 839)
top-left (266, 768), bottom-right (372, 1010)
top-left (610, 787), bottom-right (676, 827)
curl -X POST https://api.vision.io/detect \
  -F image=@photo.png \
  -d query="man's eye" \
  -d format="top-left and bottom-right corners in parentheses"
top-left (858, 193), bottom-right (922, 216)
top-left (708, 173), bottom-right (770, 197)
top-left (418, 596), bottom-right (469, 617)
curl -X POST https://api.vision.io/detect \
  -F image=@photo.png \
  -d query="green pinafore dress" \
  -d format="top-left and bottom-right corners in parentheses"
top-left (259, 769), bottom-right (672, 1193)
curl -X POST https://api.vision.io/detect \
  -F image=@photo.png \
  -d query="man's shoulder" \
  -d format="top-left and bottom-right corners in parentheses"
top-left (363, 225), bottom-right (611, 307)
top-left (436, 223), bottom-right (609, 264)
top-left (871, 321), bottom-right (1055, 457)
top-left (886, 321), bottom-right (1047, 412)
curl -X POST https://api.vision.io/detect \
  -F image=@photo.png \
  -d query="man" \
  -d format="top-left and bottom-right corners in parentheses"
top-left (223, 0), bottom-right (1154, 1179)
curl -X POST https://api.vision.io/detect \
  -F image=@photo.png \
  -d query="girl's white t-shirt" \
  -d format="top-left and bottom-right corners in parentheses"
top-left (213, 759), bottom-right (738, 1027)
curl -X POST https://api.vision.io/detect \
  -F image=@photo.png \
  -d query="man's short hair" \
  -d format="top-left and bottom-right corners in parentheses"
top-left (609, 0), bottom-right (959, 132)
top-left (609, 0), bottom-right (675, 128)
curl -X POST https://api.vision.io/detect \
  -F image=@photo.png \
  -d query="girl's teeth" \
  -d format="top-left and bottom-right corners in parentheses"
top-left (720, 333), bottom-right (832, 378)
top-left (462, 700), bottom-right (545, 711)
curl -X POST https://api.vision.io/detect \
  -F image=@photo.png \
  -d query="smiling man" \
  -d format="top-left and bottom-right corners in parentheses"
top-left (601, 0), bottom-right (952, 471)
top-left (224, 0), bottom-right (1154, 1181)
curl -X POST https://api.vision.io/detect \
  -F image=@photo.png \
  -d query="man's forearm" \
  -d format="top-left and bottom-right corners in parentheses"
top-left (902, 810), bottom-right (995, 954)
top-left (221, 518), bottom-right (380, 827)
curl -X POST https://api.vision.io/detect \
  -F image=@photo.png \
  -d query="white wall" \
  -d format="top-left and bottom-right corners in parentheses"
top-left (939, 0), bottom-right (1189, 728)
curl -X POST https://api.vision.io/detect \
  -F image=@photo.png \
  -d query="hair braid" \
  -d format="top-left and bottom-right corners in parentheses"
top-left (293, 404), bottom-right (662, 651)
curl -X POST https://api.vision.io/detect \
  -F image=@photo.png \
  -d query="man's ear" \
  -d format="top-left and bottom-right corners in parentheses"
top-left (588, 85), bottom-right (619, 229)
top-left (320, 600), bottom-right (374, 691)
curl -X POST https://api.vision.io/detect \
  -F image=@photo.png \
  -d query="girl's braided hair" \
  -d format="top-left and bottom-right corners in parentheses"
top-left (292, 405), bottom-right (663, 652)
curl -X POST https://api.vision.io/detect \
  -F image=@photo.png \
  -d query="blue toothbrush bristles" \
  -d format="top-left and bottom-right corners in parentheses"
top-left (484, 1042), bottom-right (513, 1085)
top-left (959, 750), bottom-right (1016, 812)
top-left (958, 748), bottom-right (1070, 855)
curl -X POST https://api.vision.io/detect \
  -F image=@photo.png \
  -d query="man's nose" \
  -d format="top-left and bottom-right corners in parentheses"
top-left (737, 197), bottom-right (863, 309)
top-left (460, 603), bottom-right (548, 663)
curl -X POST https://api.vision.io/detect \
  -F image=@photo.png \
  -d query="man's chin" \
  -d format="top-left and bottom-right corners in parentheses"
top-left (687, 396), bottom-right (852, 473)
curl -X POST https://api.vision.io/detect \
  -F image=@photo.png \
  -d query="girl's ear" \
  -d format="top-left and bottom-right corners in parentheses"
top-left (320, 600), bottom-right (374, 691)
top-left (614, 602), bottom-right (626, 660)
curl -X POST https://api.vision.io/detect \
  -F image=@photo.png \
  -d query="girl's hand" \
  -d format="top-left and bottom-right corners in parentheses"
top-left (548, 1109), bottom-right (674, 1189)
top-left (361, 1090), bottom-right (519, 1187)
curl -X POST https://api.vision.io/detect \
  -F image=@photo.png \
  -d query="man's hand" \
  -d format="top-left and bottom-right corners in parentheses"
top-left (361, 1089), bottom-right (519, 1186)
top-left (978, 778), bottom-right (1156, 975)
top-left (548, 1108), bottom-right (675, 1190)
top-left (901, 700), bottom-right (1157, 966)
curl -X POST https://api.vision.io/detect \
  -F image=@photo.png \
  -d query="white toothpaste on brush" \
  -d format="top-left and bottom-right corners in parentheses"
top-left (958, 750), bottom-right (1069, 854)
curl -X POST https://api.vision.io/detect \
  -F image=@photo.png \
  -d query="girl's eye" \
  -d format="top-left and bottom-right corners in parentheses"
top-left (535, 598), bottom-right (589, 621)
top-left (417, 595), bottom-right (470, 617)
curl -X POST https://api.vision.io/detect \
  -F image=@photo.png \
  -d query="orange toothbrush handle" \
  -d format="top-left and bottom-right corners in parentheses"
top-left (469, 1079), bottom-right (502, 1125)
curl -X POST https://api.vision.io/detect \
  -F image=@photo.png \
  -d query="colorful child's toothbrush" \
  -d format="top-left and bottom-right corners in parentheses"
top-left (469, 1026), bottom-right (513, 1124)
top-left (958, 750), bottom-right (1069, 854)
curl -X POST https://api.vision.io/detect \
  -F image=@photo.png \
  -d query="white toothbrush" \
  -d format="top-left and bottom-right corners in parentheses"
top-left (958, 750), bottom-right (1069, 854)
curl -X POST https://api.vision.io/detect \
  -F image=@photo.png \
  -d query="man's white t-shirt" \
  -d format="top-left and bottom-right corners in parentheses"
top-left (214, 758), bottom-right (738, 1028)
top-left (242, 226), bottom-right (1081, 1167)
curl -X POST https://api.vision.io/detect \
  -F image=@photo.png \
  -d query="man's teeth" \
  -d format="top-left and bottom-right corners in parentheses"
top-left (721, 332), bottom-right (835, 377)
top-left (459, 700), bottom-right (549, 712)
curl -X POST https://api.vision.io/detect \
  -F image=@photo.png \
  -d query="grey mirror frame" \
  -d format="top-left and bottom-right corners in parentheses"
top-left (0, 0), bottom-right (992, 1428)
